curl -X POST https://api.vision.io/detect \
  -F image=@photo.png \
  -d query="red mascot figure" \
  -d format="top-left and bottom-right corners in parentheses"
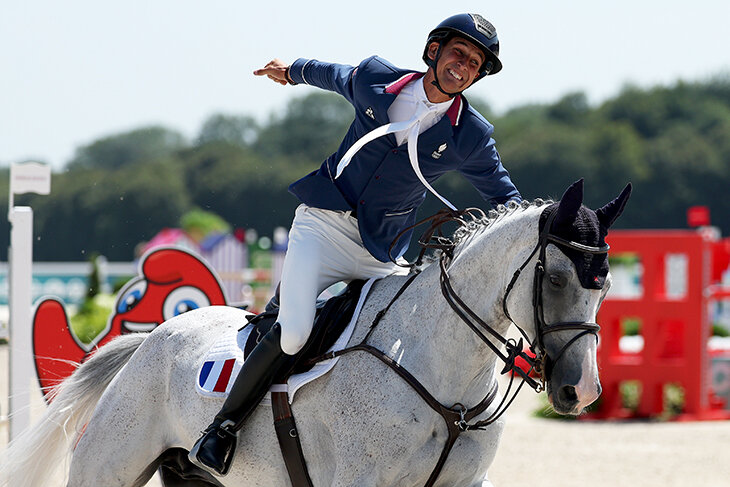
top-left (32, 247), bottom-right (228, 397)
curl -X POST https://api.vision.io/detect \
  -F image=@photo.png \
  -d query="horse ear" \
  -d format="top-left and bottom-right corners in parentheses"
top-left (554, 179), bottom-right (584, 225)
top-left (596, 183), bottom-right (632, 229)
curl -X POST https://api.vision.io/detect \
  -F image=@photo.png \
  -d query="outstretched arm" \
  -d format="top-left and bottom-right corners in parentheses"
top-left (253, 58), bottom-right (295, 85)
top-left (258, 57), bottom-right (361, 103)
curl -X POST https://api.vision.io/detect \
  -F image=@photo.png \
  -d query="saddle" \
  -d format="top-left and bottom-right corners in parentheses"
top-left (243, 279), bottom-right (366, 379)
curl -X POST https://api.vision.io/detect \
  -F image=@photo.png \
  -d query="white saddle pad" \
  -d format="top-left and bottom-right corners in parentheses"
top-left (196, 278), bottom-right (376, 404)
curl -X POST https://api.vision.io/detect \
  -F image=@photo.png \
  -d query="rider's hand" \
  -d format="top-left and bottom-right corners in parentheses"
top-left (253, 59), bottom-right (294, 85)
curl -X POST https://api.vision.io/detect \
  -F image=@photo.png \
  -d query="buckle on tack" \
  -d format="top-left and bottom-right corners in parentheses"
top-left (451, 403), bottom-right (469, 431)
top-left (500, 338), bottom-right (543, 393)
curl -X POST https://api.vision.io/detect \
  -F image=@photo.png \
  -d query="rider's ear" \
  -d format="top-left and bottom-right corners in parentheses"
top-left (554, 179), bottom-right (584, 226)
top-left (596, 183), bottom-right (632, 229)
top-left (427, 42), bottom-right (440, 61)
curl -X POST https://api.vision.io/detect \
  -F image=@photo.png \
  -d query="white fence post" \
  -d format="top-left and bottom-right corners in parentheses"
top-left (7, 161), bottom-right (51, 441)
top-left (8, 207), bottom-right (33, 440)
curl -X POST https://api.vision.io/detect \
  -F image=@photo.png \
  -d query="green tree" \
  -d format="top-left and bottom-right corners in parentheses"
top-left (197, 114), bottom-right (259, 147)
top-left (67, 126), bottom-right (187, 170)
top-left (180, 141), bottom-right (298, 238)
top-left (30, 159), bottom-right (191, 260)
top-left (497, 122), bottom-right (592, 201)
top-left (547, 91), bottom-right (590, 125)
top-left (86, 253), bottom-right (101, 299)
top-left (584, 121), bottom-right (647, 213)
top-left (5, 74), bottom-right (730, 262)
top-left (254, 92), bottom-right (354, 161)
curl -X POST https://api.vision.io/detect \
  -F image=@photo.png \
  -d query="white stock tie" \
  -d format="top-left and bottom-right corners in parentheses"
top-left (335, 101), bottom-right (457, 210)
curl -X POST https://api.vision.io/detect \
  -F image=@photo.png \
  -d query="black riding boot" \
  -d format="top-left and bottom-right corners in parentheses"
top-left (188, 323), bottom-right (294, 476)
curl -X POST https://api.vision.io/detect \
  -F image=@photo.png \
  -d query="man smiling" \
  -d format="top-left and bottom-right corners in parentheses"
top-left (427, 36), bottom-right (487, 97)
top-left (190, 13), bottom-right (522, 477)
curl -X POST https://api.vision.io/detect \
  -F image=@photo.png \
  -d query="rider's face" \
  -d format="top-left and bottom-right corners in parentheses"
top-left (425, 37), bottom-right (485, 101)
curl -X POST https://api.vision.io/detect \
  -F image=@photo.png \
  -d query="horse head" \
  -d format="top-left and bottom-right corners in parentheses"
top-left (534, 179), bottom-right (631, 414)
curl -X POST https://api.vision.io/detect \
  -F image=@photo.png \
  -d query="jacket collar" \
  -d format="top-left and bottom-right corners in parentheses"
top-left (384, 72), bottom-right (464, 126)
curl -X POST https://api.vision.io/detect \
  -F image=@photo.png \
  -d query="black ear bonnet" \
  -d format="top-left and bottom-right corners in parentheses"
top-left (536, 179), bottom-right (632, 290)
top-left (539, 203), bottom-right (609, 289)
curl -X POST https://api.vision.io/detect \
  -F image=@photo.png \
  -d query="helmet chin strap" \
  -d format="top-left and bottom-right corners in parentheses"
top-left (426, 42), bottom-right (462, 99)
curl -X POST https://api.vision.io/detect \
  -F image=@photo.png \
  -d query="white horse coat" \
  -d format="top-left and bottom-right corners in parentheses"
top-left (0, 181), bottom-right (631, 487)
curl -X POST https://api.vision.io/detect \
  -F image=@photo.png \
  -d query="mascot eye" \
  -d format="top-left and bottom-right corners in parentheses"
top-left (116, 280), bottom-right (147, 314)
top-left (162, 286), bottom-right (211, 321)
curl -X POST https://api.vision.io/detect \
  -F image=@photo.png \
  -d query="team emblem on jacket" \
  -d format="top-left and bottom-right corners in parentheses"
top-left (432, 143), bottom-right (448, 159)
top-left (365, 107), bottom-right (375, 120)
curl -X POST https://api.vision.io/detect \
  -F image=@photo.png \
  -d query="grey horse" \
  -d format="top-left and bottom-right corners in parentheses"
top-left (1, 180), bottom-right (630, 487)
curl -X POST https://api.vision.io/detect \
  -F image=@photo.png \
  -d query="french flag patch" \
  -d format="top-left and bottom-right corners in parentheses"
top-left (196, 326), bottom-right (250, 398)
top-left (198, 358), bottom-right (238, 394)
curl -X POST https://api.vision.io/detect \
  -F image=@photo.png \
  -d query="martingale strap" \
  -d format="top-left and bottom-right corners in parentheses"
top-left (320, 344), bottom-right (499, 487)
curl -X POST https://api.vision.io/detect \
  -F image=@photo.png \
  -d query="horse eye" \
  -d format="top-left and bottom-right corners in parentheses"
top-left (549, 274), bottom-right (565, 288)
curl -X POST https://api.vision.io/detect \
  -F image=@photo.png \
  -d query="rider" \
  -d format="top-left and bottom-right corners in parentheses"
top-left (189, 13), bottom-right (522, 476)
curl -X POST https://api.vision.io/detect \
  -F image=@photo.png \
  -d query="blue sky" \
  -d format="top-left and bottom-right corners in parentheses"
top-left (2, 0), bottom-right (728, 169)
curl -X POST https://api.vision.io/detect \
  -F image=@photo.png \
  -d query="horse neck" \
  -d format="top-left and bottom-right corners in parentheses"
top-left (365, 207), bottom-right (542, 407)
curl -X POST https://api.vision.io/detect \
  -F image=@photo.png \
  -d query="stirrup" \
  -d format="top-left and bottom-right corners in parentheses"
top-left (218, 419), bottom-right (235, 432)
top-left (216, 419), bottom-right (237, 438)
top-left (189, 420), bottom-right (238, 476)
top-left (216, 420), bottom-right (238, 476)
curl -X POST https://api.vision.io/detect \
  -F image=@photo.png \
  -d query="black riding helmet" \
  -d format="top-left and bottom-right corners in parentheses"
top-left (422, 13), bottom-right (503, 97)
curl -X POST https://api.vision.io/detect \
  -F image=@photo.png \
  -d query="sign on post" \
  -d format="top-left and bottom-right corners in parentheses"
top-left (8, 161), bottom-right (51, 216)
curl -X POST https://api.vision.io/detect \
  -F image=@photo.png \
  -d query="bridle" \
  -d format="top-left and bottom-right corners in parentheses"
top-left (500, 208), bottom-right (608, 388)
top-left (406, 206), bottom-right (609, 396)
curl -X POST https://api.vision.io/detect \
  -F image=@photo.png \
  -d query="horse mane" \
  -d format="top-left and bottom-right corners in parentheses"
top-left (415, 199), bottom-right (554, 270)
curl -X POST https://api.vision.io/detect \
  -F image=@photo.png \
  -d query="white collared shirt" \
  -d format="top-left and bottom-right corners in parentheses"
top-left (386, 77), bottom-right (452, 146)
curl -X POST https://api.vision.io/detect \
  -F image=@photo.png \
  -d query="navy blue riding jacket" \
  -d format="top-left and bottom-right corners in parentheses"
top-left (287, 55), bottom-right (521, 262)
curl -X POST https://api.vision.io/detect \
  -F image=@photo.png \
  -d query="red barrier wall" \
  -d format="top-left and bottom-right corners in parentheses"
top-left (595, 229), bottom-right (730, 419)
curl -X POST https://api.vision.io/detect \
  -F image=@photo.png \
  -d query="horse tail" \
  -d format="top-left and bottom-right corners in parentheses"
top-left (0, 333), bottom-right (148, 487)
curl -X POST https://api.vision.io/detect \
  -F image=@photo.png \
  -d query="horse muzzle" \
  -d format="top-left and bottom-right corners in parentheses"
top-left (543, 331), bottom-right (602, 415)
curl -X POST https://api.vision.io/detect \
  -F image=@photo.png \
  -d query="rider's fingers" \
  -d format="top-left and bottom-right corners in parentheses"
top-left (254, 59), bottom-right (282, 74)
top-left (254, 59), bottom-right (289, 84)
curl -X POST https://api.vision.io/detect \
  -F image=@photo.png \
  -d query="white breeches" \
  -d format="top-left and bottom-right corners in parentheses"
top-left (277, 204), bottom-right (408, 355)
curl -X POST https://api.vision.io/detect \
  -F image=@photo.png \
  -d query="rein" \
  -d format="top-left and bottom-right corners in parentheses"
top-left (304, 206), bottom-right (609, 486)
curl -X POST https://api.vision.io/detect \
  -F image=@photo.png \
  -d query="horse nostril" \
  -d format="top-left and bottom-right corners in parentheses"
top-left (558, 385), bottom-right (578, 404)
